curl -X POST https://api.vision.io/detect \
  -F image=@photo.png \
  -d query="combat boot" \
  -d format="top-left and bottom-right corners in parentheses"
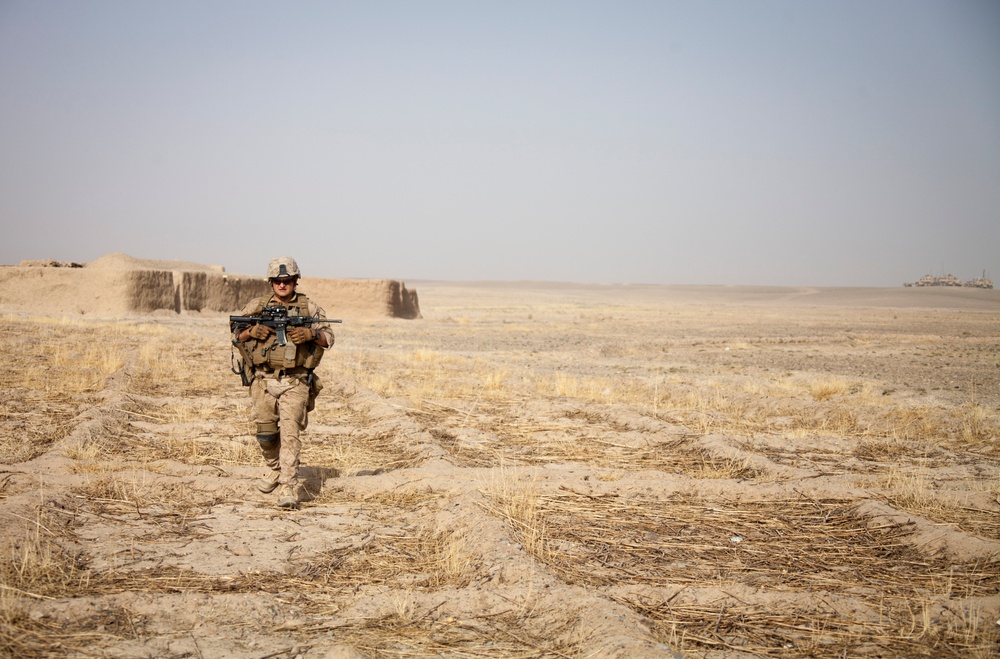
top-left (255, 470), bottom-right (280, 493)
top-left (276, 483), bottom-right (300, 509)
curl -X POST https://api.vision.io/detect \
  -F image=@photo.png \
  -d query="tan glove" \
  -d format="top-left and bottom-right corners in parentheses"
top-left (248, 324), bottom-right (274, 340)
top-left (287, 327), bottom-right (315, 344)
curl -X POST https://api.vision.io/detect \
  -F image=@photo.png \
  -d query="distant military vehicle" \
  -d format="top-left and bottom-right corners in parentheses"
top-left (914, 274), bottom-right (962, 287)
top-left (964, 271), bottom-right (994, 289)
top-left (908, 272), bottom-right (993, 289)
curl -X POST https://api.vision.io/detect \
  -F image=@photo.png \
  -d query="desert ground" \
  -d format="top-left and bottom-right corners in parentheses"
top-left (1, 281), bottom-right (999, 658)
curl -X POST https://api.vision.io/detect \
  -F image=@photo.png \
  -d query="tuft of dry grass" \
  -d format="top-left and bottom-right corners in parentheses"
top-left (959, 402), bottom-right (992, 444)
top-left (478, 466), bottom-right (548, 558)
top-left (295, 520), bottom-right (480, 591)
top-left (302, 416), bottom-right (425, 478)
top-left (76, 471), bottom-right (157, 510)
top-left (331, 603), bottom-right (586, 657)
top-left (0, 507), bottom-right (89, 603)
top-left (808, 377), bottom-right (851, 401)
top-left (50, 344), bottom-right (127, 393)
top-left (129, 335), bottom-right (231, 397)
top-left (872, 467), bottom-right (1000, 540)
top-left (0, 596), bottom-right (127, 658)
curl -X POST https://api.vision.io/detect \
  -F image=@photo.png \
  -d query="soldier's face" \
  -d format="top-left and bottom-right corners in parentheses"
top-left (271, 277), bottom-right (297, 300)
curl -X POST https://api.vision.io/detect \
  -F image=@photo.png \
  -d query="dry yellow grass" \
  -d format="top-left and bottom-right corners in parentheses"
top-left (478, 465), bottom-right (546, 557)
top-left (0, 506), bottom-right (87, 601)
top-left (334, 326), bottom-right (999, 448)
top-left (1, 288), bottom-right (998, 658)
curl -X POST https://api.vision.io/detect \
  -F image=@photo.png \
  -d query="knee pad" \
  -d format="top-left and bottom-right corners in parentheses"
top-left (256, 421), bottom-right (280, 449)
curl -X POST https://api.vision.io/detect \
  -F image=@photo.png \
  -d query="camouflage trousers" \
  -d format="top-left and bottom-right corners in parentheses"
top-left (249, 374), bottom-right (318, 486)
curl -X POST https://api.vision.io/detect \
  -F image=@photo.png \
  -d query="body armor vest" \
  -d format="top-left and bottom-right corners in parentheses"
top-left (242, 293), bottom-right (325, 372)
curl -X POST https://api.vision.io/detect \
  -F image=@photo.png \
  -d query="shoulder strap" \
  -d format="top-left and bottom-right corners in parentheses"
top-left (248, 295), bottom-right (272, 315)
top-left (287, 292), bottom-right (311, 317)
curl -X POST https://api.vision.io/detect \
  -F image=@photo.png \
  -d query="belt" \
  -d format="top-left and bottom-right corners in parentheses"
top-left (256, 367), bottom-right (312, 383)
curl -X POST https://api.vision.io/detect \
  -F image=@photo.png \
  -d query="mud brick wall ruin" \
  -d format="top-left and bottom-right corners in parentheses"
top-left (0, 253), bottom-right (420, 318)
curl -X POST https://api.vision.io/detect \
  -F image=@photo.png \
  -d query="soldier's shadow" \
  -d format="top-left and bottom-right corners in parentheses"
top-left (299, 465), bottom-right (339, 501)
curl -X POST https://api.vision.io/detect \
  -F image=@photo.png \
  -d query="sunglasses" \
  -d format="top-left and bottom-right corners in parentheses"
top-left (271, 278), bottom-right (297, 286)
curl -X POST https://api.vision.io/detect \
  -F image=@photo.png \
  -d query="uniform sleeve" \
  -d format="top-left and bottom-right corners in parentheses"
top-left (307, 300), bottom-right (335, 347)
top-left (237, 299), bottom-right (260, 315)
top-left (232, 298), bottom-right (263, 342)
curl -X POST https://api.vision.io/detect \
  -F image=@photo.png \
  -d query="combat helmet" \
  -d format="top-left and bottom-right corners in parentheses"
top-left (267, 256), bottom-right (300, 280)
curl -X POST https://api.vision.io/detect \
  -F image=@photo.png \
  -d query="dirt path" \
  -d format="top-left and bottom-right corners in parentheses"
top-left (2, 284), bottom-right (999, 657)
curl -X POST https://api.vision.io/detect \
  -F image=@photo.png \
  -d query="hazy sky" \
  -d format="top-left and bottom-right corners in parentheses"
top-left (2, 1), bottom-right (998, 286)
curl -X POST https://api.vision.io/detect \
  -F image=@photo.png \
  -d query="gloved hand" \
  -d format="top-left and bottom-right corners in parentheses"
top-left (248, 324), bottom-right (274, 340)
top-left (287, 327), bottom-right (315, 344)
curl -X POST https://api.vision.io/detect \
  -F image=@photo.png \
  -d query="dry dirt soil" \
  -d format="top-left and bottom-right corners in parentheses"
top-left (2, 282), bottom-right (999, 658)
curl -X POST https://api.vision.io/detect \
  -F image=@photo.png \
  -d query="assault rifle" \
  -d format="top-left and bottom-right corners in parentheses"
top-left (229, 305), bottom-right (342, 346)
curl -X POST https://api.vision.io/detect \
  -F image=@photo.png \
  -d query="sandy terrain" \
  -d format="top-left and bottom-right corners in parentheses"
top-left (2, 281), bottom-right (999, 657)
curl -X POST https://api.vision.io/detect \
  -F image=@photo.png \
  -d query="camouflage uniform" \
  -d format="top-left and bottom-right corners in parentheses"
top-left (233, 257), bottom-right (334, 507)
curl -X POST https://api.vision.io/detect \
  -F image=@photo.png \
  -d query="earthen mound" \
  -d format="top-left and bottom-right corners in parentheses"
top-left (87, 252), bottom-right (225, 272)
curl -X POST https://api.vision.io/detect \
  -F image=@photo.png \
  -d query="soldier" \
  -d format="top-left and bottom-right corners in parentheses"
top-left (232, 257), bottom-right (335, 509)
